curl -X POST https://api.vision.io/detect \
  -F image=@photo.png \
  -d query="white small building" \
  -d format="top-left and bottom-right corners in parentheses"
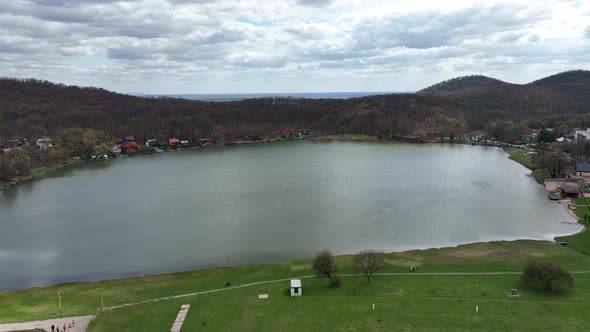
top-left (290, 279), bottom-right (302, 297)
top-left (36, 138), bottom-right (53, 150)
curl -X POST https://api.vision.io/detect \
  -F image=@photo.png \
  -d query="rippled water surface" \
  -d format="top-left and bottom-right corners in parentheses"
top-left (0, 141), bottom-right (579, 290)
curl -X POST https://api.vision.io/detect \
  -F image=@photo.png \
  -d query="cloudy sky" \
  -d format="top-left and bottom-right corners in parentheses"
top-left (0, 0), bottom-right (589, 93)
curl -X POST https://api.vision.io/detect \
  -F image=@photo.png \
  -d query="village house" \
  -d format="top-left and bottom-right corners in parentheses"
top-left (110, 145), bottom-right (121, 154)
top-left (575, 164), bottom-right (590, 177)
top-left (120, 141), bottom-right (140, 150)
top-left (574, 129), bottom-right (590, 144)
top-left (169, 138), bottom-right (181, 147)
top-left (36, 138), bottom-right (54, 150)
top-left (145, 138), bottom-right (158, 147)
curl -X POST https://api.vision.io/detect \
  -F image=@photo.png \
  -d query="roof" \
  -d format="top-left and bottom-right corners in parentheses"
top-left (169, 138), bottom-right (181, 144)
top-left (563, 184), bottom-right (580, 194)
top-left (290, 279), bottom-right (301, 288)
top-left (121, 141), bottom-right (140, 149)
top-left (576, 164), bottom-right (590, 172)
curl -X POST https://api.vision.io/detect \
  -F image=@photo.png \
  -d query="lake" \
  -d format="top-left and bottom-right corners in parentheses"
top-left (0, 141), bottom-right (580, 291)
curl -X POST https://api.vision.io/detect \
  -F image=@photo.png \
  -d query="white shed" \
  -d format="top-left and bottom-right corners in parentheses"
top-left (290, 279), bottom-right (302, 297)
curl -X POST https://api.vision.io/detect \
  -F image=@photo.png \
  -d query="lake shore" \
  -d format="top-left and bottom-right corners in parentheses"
top-left (0, 159), bottom-right (85, 191)
top-left (2, 239), bottom-right (590, 325)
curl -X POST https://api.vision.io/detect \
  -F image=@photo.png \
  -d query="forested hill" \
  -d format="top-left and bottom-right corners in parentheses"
top-left (531, 70), bottom-right (590, 88)
top-left (0, 78), bottom-right (464, 141)
top-left (418, 75), bottom-right (508, 95)
top-left (0, 70), bottom-right (589, 144)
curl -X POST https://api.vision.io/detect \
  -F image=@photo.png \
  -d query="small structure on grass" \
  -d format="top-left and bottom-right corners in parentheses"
top-left (290, 279), bottom-right (302, 297)
top-left (505, 288), bottom-right (521, 297)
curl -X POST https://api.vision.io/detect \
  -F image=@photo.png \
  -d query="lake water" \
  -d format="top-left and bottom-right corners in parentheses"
top-left (0, 141), bottom-right (580, 291)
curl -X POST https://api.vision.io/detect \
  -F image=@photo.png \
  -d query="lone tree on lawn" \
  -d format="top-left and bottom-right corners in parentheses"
top-left (352, 249), bottom-right (386, 284)
top-left (522, 262), bottom-right (573, 293)
top-left (312, 249), bottom-right (338, 287)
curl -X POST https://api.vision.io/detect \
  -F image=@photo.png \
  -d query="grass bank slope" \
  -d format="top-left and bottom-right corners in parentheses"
top-left (2, 241), bottom-right (590, 324)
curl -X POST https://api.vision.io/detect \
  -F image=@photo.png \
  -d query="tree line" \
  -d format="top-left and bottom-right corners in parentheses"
top-left (1, 76), bottom-right (589, 147)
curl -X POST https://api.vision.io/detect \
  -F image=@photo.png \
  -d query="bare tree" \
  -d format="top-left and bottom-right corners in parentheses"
top-left (352, 249), bottom-right (386, 284)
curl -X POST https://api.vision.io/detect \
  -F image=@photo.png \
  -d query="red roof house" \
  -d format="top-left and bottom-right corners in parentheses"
top-left (121, 141), bottom-right (140, 149)
top-left (169, 138), bottom-right (181, 146)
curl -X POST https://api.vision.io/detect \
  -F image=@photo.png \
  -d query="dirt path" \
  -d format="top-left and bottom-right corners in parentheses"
top-left (0, 315), bottom-right (93, 332)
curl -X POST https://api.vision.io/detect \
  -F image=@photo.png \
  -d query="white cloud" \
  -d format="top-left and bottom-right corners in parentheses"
top-left (0, 0), bottom-right (588, 93)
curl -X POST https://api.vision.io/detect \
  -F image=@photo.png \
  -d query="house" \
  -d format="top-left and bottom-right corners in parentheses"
top-left (576, 164), bottom-right (590, 177)
top-left (290, 279), bottom-right (302, 297)
top-left (110, 145), bottom-right (121, 154)
top-left (146, 139), bottom-right (158, 147)
top-left (574, 129), bottom-right (590, 144)
top-left (200, 138), bottom-right (212, 146)
top-left (169, 138), bottom-right (181, 147)
top-left (545, 178), bottom-right (583, 199)
top-left (120, 141), bottom-right (140, 150)
top-left (36, 138), bottom-right (54, 150)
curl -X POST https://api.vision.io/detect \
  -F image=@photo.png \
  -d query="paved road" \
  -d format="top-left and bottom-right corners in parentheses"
top-left (0, 315), bottom-right (93, 332)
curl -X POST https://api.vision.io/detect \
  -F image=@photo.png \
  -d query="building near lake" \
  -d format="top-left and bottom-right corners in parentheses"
top-left (35, 138), bottom-right (53, 150)
top-left (575, 164), bottom-right (590, 177)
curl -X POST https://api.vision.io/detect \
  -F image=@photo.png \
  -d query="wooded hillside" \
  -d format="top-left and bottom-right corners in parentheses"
top-left (1, 70), bottom-right (589, 144)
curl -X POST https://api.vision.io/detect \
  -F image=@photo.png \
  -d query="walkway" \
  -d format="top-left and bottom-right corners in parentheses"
top-left (170, 304), bottom-right (190, 332)
top-left (0, 315), bottom-right (93, 332)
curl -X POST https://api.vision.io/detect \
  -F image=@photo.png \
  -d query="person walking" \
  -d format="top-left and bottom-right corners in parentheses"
top-left (51, 324), bottom-right (55, 332)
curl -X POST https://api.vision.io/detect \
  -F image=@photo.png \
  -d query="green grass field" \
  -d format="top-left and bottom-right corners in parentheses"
top-left (3, 240), bottom-right (590, 331)
top-left (502, 147), bottom-right (554, 183)
top-left (87, 273), bottom-right (590, 331)
top-left (503, 147), bottom-right (536, 169)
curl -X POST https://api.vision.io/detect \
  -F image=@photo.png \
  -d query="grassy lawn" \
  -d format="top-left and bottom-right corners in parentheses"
top-left (2, 240), bottom-right (590, 325)
top-left (30, 159), bottom-right (85, 179)
top-left (503, 147), bottom-right (536, 169)
top-left (557, 229), bottom-right (590, 255)
top-left (86, 274), bottom-right (590, 331)
top-left (531, 168), bottom-right (552, 183)
top-left (573, 206), bottom-right (590, 220)
top-left (503, 147), bottom-right (553, 183)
